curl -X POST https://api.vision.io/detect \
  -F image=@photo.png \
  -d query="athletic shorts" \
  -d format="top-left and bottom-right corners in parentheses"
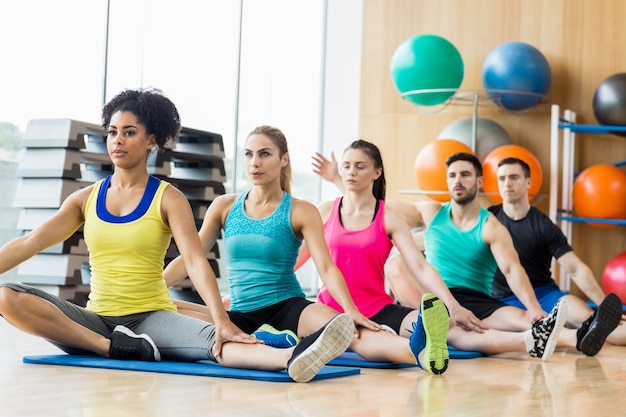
top-left (369, 303), bottom-right (415, 334)
top-left (227, 297), bottom-right (313, 334)
top-left (498, 282), bottom-right (567, 312)
top-left (449, 287), bottom-right (509, 320)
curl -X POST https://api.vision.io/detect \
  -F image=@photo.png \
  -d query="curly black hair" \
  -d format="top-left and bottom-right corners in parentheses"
top-left (102, 87), bottom-right (181, 151)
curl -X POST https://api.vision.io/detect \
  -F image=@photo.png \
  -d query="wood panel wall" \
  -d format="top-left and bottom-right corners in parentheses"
top-left (359, 0), bottom-right (626, 295)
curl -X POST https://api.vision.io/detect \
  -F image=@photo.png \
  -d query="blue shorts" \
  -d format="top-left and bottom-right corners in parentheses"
top-left (498, 282), bottom-right (567, 312)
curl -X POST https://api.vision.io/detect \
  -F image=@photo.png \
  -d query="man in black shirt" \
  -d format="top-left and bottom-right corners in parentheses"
top-left (488, 157), bottom-right (624, 355)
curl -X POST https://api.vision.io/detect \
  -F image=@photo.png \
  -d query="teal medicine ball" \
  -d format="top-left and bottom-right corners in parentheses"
top-left (390, 34), bottom-right (464, 106)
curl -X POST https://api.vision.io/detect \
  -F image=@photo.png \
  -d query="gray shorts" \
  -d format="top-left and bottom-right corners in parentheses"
top-left (0, 283), bottom-right (218, 362)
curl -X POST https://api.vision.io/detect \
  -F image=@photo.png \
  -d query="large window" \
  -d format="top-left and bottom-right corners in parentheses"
top-left (0, 1), bottom-right (107, 132)
top-left (105, 0), bottom-right (242, 168)
top-left (0, 0), bottom-right (108, 280)
top-left (105, 0), bottom-right (325, 200)
top-left (236, 1), bottom-right (324, 203)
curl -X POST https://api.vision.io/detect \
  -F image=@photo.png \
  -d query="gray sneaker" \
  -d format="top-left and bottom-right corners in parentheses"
top-left (287, 314), bottom-right (353, 382)
top-left (109, 325), bottom-right (161, 361)
top-left (527, 297), bottom-right (568, 361)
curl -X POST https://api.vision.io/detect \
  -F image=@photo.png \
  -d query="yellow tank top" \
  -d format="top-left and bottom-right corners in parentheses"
top-left (84, 175), bottom-right (177, 316)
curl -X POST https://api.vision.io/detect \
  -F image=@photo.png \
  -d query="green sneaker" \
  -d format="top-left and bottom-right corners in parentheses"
top-left (253, 324), bottom-right (300, 348)
top-left (408, 293), bottom-right (450, 374)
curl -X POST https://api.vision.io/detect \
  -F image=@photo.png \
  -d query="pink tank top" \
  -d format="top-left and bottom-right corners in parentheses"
top-left (317, 197), bottom-right (394, 318)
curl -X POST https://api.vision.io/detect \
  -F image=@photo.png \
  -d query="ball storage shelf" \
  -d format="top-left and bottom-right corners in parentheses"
top-left (549, 104), bottom-right (626, 227)
top-left (549, 104), bottom-right (626, 291)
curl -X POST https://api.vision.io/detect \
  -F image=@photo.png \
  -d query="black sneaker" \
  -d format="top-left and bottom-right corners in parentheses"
top-left (576, 293), bottom-right (622, 356)
top-left (527, 297), bottom-right (567, 361)
top-left (109, 325), bottom-right (161, 361)
top-left (287, 313), bottom-right (353, 382)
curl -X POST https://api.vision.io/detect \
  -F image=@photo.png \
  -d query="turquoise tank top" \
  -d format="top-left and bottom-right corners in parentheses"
top-left (224, 190), bottom-right (305, 312)
top-left (424, 202), bottom-right (498, 295)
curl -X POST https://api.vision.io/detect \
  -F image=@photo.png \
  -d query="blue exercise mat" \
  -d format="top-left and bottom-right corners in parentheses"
top-left (448, 346), bottom-right (483, 359)
top-left (328, 346), bottom-right (482, 368)
top-left (23, 355), bottom-right (360, 382)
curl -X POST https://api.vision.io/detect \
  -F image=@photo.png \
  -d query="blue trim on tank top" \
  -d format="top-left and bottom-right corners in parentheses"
top-left (96, 175), bottom-right (161, 223)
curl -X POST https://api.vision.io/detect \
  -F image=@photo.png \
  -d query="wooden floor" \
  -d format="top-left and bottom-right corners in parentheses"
top-left (2, 319), bottom-right (626, 417)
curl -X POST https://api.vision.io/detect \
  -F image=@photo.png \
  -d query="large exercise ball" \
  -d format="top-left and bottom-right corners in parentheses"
top-left (602, 252), bottom-right (626, 304)
top-left (390, 34), bottom-right (464, 106)
top-left (415, 139), bottom-right (474, 202)
top-left (593, 73), bottom-right (626, 137)
top-left (572, 164), bottom-right (626, 228)
top-left (481, 42), bottom-right (551, 111)
top-left (482, 144), bottom-right (543, 203)
top-left (437, 117), bottom-right (513, 161)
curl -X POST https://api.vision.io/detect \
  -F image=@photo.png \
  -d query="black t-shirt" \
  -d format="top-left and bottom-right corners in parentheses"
top-left (489, 204), bottom-right (573, 298)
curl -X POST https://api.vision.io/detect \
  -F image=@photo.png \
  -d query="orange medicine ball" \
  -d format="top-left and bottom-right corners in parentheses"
top-left (414, 139), bottom-right (474, 202)
top-left (572, 164), bottom-right (626, 228)
top-left (482, 144), bottom-right (543, 204)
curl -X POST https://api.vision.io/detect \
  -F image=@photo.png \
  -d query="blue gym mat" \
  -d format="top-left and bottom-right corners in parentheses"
top-left (327, 346), bottom-right (483, 368)
top-left (23, 355), bottom-right (360, 382)
top-left (448, 346), bottom-right (484, 359)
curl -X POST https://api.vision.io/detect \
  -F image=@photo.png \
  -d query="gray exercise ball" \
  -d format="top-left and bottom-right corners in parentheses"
top-left (437, 117), bottom-right (513, 160)
top-left (593, 73), bottom-right (626, 137)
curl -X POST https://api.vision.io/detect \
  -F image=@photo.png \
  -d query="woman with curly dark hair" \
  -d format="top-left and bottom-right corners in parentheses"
top-left (0, 88), bottom-right (352, 382)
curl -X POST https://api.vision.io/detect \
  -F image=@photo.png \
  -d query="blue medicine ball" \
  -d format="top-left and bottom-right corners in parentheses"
top-left (481, 42), bottom-right (551, 110)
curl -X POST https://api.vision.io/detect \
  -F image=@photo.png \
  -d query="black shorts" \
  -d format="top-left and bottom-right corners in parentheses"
top-left (227, 297), bottom-right (313, 334)
top-left (450, 287), bottom-right (509, 320)
top-left (369, 303), bottom-right (415, 334)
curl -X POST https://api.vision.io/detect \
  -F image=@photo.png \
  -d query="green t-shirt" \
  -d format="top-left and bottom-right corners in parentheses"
top-left (424, 202), bottom-right (498, 296)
